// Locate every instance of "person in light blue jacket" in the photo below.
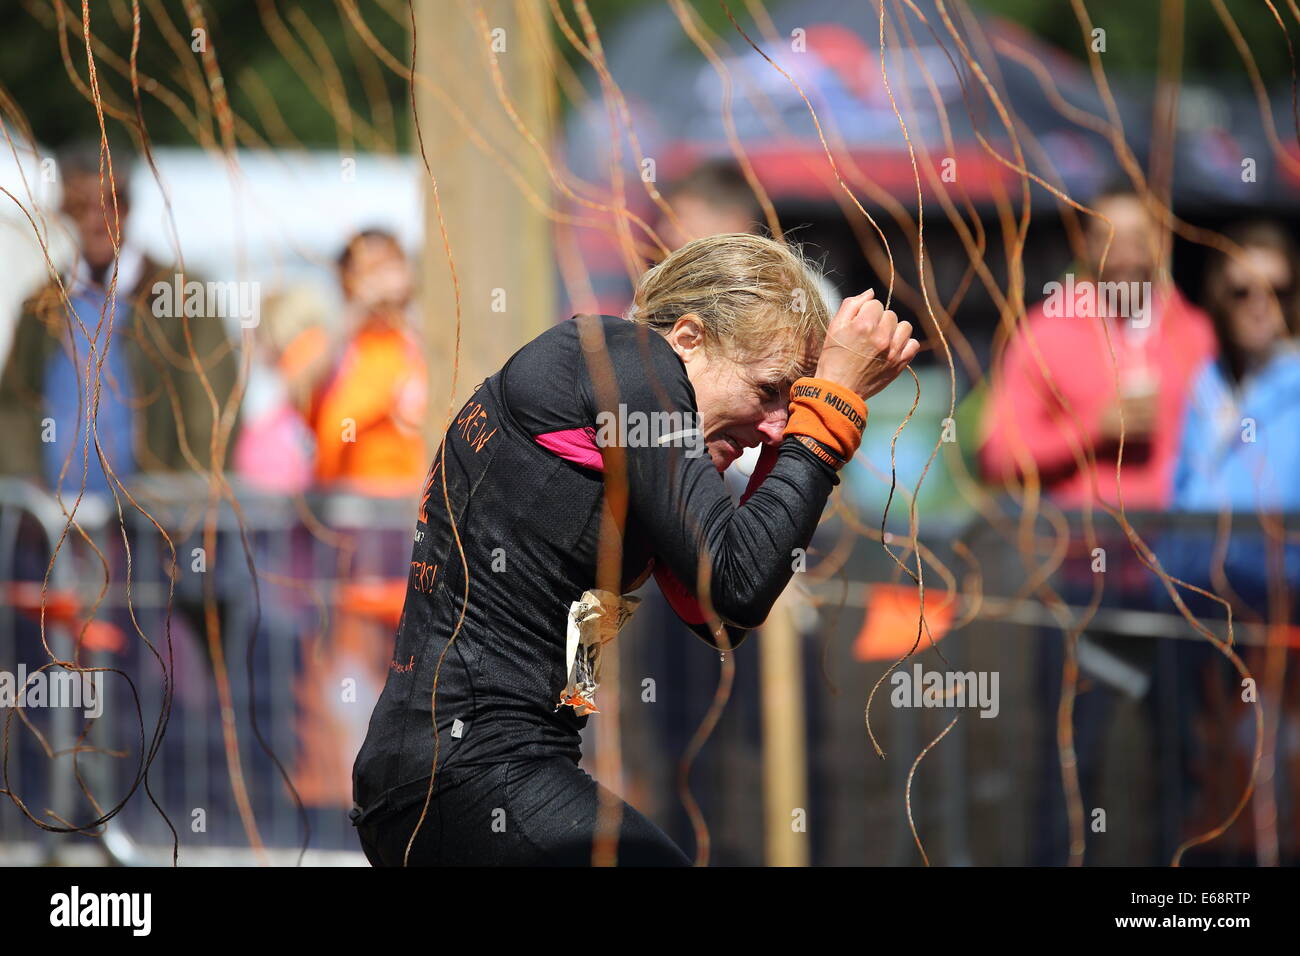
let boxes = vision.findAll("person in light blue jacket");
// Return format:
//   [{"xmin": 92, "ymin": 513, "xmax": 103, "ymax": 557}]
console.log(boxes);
[
  {"xmin": 1162, "ymin": 221, "xmax": 1300, "ymax": 616},
  {"xmin": 1173, "ymin": 343, "xmax": 1300, "ymax": 510},
  {"xmin": 1174, "ymin": 234, "xmax": 1300, "ymax": 513},
  {"xmin": 1149, "ymin": 222, "xmax": 1300, "ymax": 864}
]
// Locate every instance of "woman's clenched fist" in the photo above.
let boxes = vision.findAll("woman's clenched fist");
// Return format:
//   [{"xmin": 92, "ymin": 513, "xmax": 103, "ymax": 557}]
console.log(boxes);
[{"xmin": 814, "ymin": 289, "xmax": 920, "ymax": 400}]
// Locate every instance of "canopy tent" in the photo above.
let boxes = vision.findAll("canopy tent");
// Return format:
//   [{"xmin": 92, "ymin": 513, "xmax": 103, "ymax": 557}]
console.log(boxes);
[
  {"xmin": 561, "ymin": 1, "xmax": 1128, "ymax": 210},
  {"xmin": 556, "ymin": 0, "xmax": 1135, "ymax": 315},
  {"xmin": 556, "ymin": 0, "xmax": 1300, "ymax": 319}
]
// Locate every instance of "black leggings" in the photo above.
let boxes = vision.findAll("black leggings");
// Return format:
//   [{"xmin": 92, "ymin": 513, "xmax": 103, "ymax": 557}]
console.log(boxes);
[{"xmin": 356, "ymin": 756, "xmax": 691, "ymax": 866}]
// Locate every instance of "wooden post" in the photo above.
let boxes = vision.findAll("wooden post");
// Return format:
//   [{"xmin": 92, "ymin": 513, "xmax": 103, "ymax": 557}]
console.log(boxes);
[
  {"xmin": 760, "ymin": 590, "xmax": 810, "ymax": 866},
  {"xmin": 414, "ymin": 0, "xmax": 555, "ymax": 432}
]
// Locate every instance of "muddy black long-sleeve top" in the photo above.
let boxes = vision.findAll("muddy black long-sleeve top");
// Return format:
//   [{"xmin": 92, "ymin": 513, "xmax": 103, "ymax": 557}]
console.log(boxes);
[{"xmin": 351, "ymin": 314, "xmax": 838, "ymax": 824}]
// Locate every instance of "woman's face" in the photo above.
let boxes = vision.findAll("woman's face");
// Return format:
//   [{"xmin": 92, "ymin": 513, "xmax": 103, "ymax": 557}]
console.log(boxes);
[
  {"xmin": 341, "ymin": 236, "xmax": 413, "ymax": 315},
  {"xmin": 1223, "ymin": 246, "xmax": 1291, "ymax": 359},
  {"xmin": 664, "ymin": 314, "xmax": 813, "ymax": 472}
]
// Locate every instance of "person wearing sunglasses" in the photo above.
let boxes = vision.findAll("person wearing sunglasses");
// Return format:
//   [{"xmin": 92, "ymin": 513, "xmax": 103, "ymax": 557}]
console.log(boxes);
[
  {"xmin": 1150, "ymin": 223, "xmax": 1300, "ymax": 862},
  {"xmin": 1172, "ymin": 220, "xmax": 1300, "ymax": 516}
]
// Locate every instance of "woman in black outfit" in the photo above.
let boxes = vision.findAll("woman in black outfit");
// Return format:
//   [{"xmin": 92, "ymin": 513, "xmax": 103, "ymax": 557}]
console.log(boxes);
[{"xmin": 350, "ymin": 233, "xmax": 919, "ymax": 865}]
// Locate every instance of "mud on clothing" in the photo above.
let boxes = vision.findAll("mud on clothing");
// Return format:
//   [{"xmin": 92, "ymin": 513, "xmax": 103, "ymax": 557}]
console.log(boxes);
[{"xmin": 350, "ymin": 314, "xmax": 839, "ymax": 857}]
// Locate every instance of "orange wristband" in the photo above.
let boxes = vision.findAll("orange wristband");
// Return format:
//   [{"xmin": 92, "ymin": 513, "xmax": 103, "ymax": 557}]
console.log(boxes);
[{"xmin": 785, "ymin": 377, "xmax": 867, "ymax": 467}]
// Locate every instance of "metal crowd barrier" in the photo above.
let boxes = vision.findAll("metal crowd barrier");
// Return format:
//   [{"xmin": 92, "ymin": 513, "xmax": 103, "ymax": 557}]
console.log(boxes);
[
  {"xmin": 609, "ymin": 507, "xmax": 1300, "ymax": 866},
  {"xmin": 0, "ymin": 475, "xmax": 417, "ymax": 863},
  {"xmin": 2, "ymin": 475, "xmax": 1296, "ymax": 865}
]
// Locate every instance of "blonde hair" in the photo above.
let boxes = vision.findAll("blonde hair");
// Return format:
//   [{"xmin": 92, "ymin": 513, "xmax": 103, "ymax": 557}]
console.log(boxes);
[{"xmin": 625, "ymin": 233, "xmax": 832, "ymax": 381}]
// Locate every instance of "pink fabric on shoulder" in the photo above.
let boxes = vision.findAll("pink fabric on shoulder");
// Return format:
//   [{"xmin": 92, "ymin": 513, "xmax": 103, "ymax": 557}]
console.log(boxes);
[{"xmin": 535, "ymin": 426, "xmax": 604, "ymax": 471}]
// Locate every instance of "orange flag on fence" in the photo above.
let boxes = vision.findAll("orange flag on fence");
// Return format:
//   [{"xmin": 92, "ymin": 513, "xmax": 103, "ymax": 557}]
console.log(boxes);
[{"xmin": 853, "ymin": 582, "xmax": 956, "ymax": 661}]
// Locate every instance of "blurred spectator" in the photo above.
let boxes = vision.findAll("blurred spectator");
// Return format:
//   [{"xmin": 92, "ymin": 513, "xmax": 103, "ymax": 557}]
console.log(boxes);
[
  {"xmin": 1173, "ymin": 221, "xmax": 1300, "ymax": 513},
  {"xmin": 1155, "ymin": 220, "xmax": 1300, "ymax": 616},
  {"xmin": 979, "ymin": 183, "xmax": 1216, "ymax": 509},
  {"xmin": 294, "ymin": 230, "xmax": 424, "ymax": 805},
  {"xmin": 653, "ymin": 159, "xmax": 842, "ymax": 498},
  {"xmin": 310, "ymin": 228, "xmax": 427, "ymax": 496},
  {"xmin": 654, "ymin": 158, "xmax": 763, "ymax": 249},
  {"xmin": 1154, "ymin": 222, "xmax": 1300, "ymax": 863},
  {"xmin": 233, "ymin": 285, "xmax": 332, "ymax": 493},
  {"xmin": 0, "ymin": 143, "xmax": 241, "ymax": 492},
  {"xmin": 628, "ymin": 162, "xmax": 846, "ymax": 838},
  {"xmin": 980, "ymin": 183, "xmax": 1217, "ymax": 865},
  {"xmin": 653, "ymin": 158, "xmax": 842, "ymax": 313}
]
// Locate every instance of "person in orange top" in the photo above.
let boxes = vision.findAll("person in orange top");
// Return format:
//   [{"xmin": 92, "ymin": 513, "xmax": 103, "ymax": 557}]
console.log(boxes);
[
  {"xmin": 313, "ymin": 229, "xmax": 428, "ymax": 495},
  {"xmin": 298, "ymin": 230, "xmax": 426, "ymax": 804}
]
